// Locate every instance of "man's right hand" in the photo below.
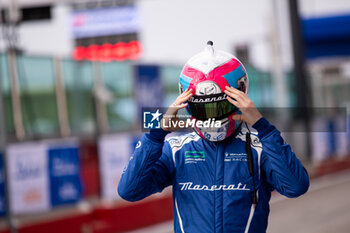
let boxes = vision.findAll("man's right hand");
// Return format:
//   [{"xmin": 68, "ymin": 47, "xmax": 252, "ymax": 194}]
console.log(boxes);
[{"xmin": 161, "ymin": 88, "xmax": 193, "ymax": 132}]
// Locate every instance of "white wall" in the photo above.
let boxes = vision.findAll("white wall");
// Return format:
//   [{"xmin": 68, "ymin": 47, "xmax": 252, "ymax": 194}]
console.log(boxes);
[
  {"xmin": 137, "ymin": 0, "xmax": 272, "ymax": 69},
  {"xmin": 17, "ymin": 4, "xmax": 73, "ymax": 57},
  {"xmin": 300, "ymin": 0, "xmax": 350, "ymax": 18},
  {"xmin": 1, "ymin": 0, "xmax": 350, "ymax": 70}
]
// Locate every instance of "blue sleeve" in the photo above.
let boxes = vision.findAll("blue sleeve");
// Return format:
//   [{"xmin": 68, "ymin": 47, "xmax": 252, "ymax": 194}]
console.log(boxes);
[
  {"xmin": 253, "ymin": 117, "xmax": 310, "ymax": 198},
  {"xmin": 117, "ymin": 129, "xmax": 174, "ymax": 202}
]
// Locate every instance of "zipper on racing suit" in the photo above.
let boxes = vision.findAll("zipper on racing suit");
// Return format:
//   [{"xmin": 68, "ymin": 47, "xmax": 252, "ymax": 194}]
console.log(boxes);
[{"xmin": 246, "ymin": 133, "xmax": 258, "ymax": 205}]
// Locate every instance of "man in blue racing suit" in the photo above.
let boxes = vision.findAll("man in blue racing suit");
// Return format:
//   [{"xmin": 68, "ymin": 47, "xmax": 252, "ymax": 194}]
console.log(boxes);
[{"xmin": 118, "ymin": 42, "xmax": 309, "ymax": 233}]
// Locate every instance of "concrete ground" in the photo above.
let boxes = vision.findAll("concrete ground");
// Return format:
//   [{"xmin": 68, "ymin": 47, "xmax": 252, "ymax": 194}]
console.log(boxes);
[
  {"xmin": 268, "ymin": 169, "xmax": 350, "ymax": 233},
  {"xmin": 127, "ymin": 169, "xmax": 350, "ymax": 233}
]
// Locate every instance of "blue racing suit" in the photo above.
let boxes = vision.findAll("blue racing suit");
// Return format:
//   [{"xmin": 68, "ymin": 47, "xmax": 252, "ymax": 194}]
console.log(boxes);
[{"xmin": 118, "ymin": 117, "xmax": 309, "ymax": 233}]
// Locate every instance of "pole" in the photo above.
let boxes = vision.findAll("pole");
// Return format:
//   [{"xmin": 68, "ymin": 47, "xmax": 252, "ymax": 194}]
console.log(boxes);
[
  {"xmin": 271, "ymin": 0, "xmax": 289, "ymax": 108},
  {"xmin": 8, "ymin": 50, "xmax": 25, "ymax": 140},
  {"xmin": 54, "ymin": 57, "xmax": 70, "ymax": 137},
  {"xmin": 270, "ymin": 0, "xmax": 290, "ymax": 132},
  {"xmin": 288, "ymin": 0, "xmax": 312, "ymax": 162},
  {"xmin": 93, "ymin": 62, "xmax": 109, "ymax": 135},
  {"xmin": 0, "ymin": 58, "xmax": 17, "ymax": 233},
  {"xmin": 0, "ymin": 0, "xmax": 20, "ymax": 230}
]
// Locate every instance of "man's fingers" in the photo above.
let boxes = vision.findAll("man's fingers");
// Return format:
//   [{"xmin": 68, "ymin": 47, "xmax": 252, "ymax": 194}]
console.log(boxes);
[
  {"xmin": 168, "ymin": 103, "xmax": 188, "ymax": 116},
  {"xmin": 176, "ymin": 92, "xmax": 192, "ymax": 104},
  {"xmin": 179, "ymin": 89, "xmax": 192, "ymax": 97},
  {"xmin": 224, "ymin": 87, "xmax": 242, "ymax": 97},
  {"xmin": 182, "ymin": 92, "xmax": 193, "ymax": 101},
  {"xmin": 225, "ymin": 86, "xmax": 246, "ymax": 98},
  {"xmin": 182, "ymin": 88, "xmax": 192, "ymax": 96},
  {"xmin": 184, "ymin": 88, "xmax": 192, "ymax": 93},
  {"xmin": 178, "ymin": 89, "xmax": 191, "ymax": 99},
  {"xmin": 224, "ymin": 89, "xmax": 242, "ymax": 101},
  {"xmin": 174, "ymin": 103, "xmax": 188, "ymax": 109},
  {"xmin": 224, "ymin": 91, "xmax": 240, "ymax": 101},
  {"xmin": 226, "ymin": 96, "xmax": 240, "ymax": 107},
  {"xmin": 225, "ymin": 85, "xmax": 243, "ymax": 94},
  {"xmin": 163, "ymin": 89, "xmax": 193, "ymax": 132},
  {"xmin": 225, "ymin": 87, "xmax": 251, "ymax": 106}
]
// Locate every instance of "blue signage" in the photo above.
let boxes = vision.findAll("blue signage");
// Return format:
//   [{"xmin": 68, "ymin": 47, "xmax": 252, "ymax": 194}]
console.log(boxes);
[
  {"xmin": 135, "ymin": 65, "xmax": 163, "ymax": 108},
  {"xmin": 303, "ymin": 14, "xmax": 350, "ymax": 59},
  {"xmin": 72, "ymin": 6, "xmax": 139, "ymax": 38},
  {"xmin": 48, "ymin": 147, "xmax": 82, "ymax": 206}
]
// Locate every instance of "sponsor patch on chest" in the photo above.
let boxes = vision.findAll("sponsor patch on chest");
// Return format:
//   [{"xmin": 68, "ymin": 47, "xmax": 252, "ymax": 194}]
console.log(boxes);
[
  {"xmin": 185, "ymin": 151, "xmax": 205, "ymax": 164},
  {"xmin": 224, "ymin": 152, "xmax": 248, "ymax": 162}
]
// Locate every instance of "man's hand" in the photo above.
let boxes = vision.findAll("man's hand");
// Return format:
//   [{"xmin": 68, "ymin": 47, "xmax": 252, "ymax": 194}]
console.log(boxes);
[
  {"xmin": 224, "ymin": 86, "xmax": 262, "ymax": 125},
  {"xmin": 161, "ymin": 88, "xmax": 193, "ymax": 131}
]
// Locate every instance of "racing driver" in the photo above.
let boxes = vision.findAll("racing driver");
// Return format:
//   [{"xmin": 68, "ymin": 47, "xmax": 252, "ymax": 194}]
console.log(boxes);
[{"xmin": 118, "ymin": 41, "xmax": 309, "ymax": 233}]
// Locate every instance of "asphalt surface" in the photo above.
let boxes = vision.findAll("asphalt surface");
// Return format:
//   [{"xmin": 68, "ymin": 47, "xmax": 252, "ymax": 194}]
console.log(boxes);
[
  {"xmin": 268, "ymin": 170, "xmax": 350, "ymax": 233},
  {"xmin": 127, "ymin": 170, "xmax": 350, "ymax": 233}
]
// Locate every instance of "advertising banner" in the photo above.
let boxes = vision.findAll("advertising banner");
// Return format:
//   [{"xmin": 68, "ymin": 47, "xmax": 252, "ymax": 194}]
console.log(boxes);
[
  {"xmin": 72, "ymin": 6, "xmax": 139, "ymax": 38},
  {"xmin": 48, "ymin": 147, "xmax": 82, "ymax": 206},
  {"xmin": 98, "ymin": 134, "xmax": 132, "ymax": 200},
  {"xmin": 6, "ymin": 143, "xmax": 50, "ymax": 214}
]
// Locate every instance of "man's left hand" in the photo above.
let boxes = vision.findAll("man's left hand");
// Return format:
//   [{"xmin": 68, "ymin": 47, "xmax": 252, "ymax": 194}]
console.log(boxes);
[{"xmin": 224, "ymin": 86, "xmax": 262, "ymax": 125}]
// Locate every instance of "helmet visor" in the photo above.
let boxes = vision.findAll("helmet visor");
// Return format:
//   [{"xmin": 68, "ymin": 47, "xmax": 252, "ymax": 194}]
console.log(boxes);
[{"xmin": 187, "ymin": 93, "xmax": 237, "ymax": 120}]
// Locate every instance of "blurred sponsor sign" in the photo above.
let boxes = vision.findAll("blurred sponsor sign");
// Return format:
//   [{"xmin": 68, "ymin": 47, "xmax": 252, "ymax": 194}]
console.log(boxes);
[
  {"xmin": 312, "ymin": 117, "xmax": 350, "ymax": 163},
  {"xmin": 72, "ymin": 6, "xmax": 139, "ymax": 39},
  {"xmin": 6, "ymin": 143, "xmax": 50, "ymax": 214},
  {"xmin": 48, "ymin": 147, "xmax": 82, "ymax": 206},
  {"xmin": 4, "ymin": 140, "xmax": 83, "ymax": 214},
  {"xmin": 135, "ymin": 65, "xmax": 163, "ymax": 108},
  {"xmin": 98, "ymin": 134, "xmax": 132, "ymax": 200}
]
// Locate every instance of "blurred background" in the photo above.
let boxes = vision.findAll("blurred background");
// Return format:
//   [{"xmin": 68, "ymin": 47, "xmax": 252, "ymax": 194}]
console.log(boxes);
[{"xmin": 0, "ymin": 0, "xmax": 349, "ymax": 232}]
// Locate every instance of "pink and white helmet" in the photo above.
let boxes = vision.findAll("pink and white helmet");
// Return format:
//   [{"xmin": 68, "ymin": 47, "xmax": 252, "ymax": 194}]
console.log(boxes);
[{"xmin": 179, "ymin": 41, "xmax": 249, "ymax": 142}]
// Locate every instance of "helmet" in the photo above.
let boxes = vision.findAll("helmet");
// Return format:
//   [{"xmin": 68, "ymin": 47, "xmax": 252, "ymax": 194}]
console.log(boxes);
[{"xmin": 179, "ymin": 41, "xmax": 248, "ymax": 142}]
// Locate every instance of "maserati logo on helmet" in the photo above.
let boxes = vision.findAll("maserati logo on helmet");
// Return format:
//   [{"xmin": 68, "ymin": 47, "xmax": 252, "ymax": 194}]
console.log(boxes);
[
  {"xmin": 196, "ymin": 81, "xmax": 221, "ymax": 95},
  {"xmin": 189, "ymin": 94, "xmax": 227, "ymax": 103}
]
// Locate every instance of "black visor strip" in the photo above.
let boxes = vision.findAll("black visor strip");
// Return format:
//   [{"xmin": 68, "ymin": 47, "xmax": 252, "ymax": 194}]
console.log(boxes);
[{"xmin": 188, "ymin": 99, "xmax": 237, "ymax": 121}]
